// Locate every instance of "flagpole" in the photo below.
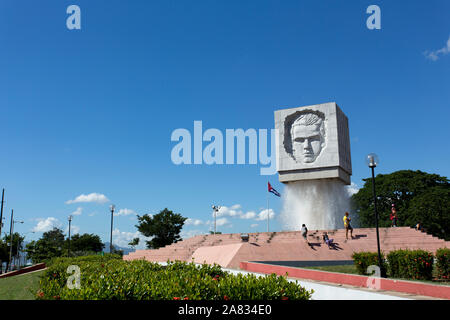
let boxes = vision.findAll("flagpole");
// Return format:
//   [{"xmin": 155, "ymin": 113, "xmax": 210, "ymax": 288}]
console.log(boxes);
[{"xmin": 267, "ymin": 186, "xmax": 269, "ymax": 233}]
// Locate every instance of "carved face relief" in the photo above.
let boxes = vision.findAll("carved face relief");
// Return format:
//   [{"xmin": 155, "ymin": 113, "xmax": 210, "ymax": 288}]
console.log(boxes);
[
  {"xmin": 292, "ymin": 123, "xmax": 323, "ymax": 163},
  {"xmin": 285, "ymin": 110, "xmax": 326, "ymax": 164}
]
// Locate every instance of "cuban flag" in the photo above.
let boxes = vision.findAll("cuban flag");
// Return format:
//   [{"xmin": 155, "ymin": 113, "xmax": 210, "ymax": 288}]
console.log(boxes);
[{"xmin": 268, "ymin": 182, "xmax": 281, "ymax": 197}]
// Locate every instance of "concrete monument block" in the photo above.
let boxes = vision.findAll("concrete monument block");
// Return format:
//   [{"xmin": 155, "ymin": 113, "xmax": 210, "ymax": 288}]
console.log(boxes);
[{"xmin": 274, "ymin": 102, "xmax": 352, "ymax": 185}]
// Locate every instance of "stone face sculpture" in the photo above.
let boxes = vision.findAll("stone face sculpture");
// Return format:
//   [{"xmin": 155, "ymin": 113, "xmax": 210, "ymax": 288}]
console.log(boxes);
[
  {"xmin": 287, "ymin": 110, "xmax": 326, "ymax": 164},
  {"xmin": 275, "ymin": 102, "xmax": 352, "ymax": 185}
]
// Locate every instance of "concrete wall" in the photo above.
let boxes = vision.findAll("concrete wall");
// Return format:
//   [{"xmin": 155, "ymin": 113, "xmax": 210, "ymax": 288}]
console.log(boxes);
[{"xmin": 223, "ymin": 268, "xmax": 410, "ymax": 300}]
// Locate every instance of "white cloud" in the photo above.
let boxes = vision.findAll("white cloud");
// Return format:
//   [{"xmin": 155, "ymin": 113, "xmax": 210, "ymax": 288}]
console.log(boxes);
[
  {"xmin": 66, "ymin": 193, "xmax": 109, "ymax": 204},
  {"xmin": 71, "ymin": 207, "xmax": 83, "ymax": 216},
  {"xmin": 116, "ymin": 208, "xmax": 135, "ymax": 216},
  {"xmin": 210, "ymin": 204, "xmax": 278, "ymax": 223},
  {"xmin": 255, "ymin": 209, "xmax": 275, "ymax": 221},
  {"xmin": 185, "ymin": 218, "xmax": 204, "ymax": 226},
  {"xmin": 215, "ymin": 218, "xmax": 230, "ymax": 227},
  {"xmin": 250, "ymin": 224, "xmax": 258, "ymax": 228},
  {"xmin": 347, "ymin": 182, "xmax": 360, "ymax": 196},
  {"xmin": 202, "ymin": 218, "xmax": 233, "ymax": 233},
  {"xmin": 204, "ymin": 217, "xmax": 230, "ymax": 227},
  {"xmin": 424, "ymin": 35, "xmax": 450, "ymax": 61},
  {"xmin": 240, "ymin": 211, "xmax": 257, "ymax": 220},
  {"xmin": 66, "ymin": 225, "xmax": 80, "ymax": 234},
  {"xmin": 112, "ymin": 228, "xmax": 151, "ymax": 249},
  {"xmin": 32, "ymin": 217, "xmax": 62, "ymax": 233},
  {"xmin": 216, "ymin": 205, "xmax": 242, "ymax": 218},
  {"xmin": 180, "ymin": 229, "xmax": 205, "ymax": 239}
]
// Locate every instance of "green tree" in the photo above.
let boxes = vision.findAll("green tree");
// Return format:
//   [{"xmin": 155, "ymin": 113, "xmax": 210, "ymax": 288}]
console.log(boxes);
[
  {"xmin": 352, "ymin": 170, "xmax": 450, "ymax": 239},
  {"xmin": 1, "ymin": 232, "xmax": 25, "ymax": 271},
  {"xmin": 68, "ymin": 233, "xmax": 104, "ymax": 254},
  {"xmin": 25, "ymin": 228, "xmax": 65, "ymax": 263},
  {"xmin": 0, "ymin": 240, "xmax": 9, "ymax": 273},
  {"xmin": 109, "ymin": 245, "xmax": 124, "ymax": 257},
  {"xmin": 128, "ymin": 237, "xmax": 140, "ymax": 250},
  {"xmin": 406, "ymin": 187, "xmax": 450, "ymax": 240},
  {"xmin": 136, "ymin": 208, "xmax": 187, "ymax": 249}
]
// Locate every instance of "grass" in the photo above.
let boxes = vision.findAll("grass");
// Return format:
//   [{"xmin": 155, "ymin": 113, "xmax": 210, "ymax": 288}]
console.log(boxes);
[
  {"xmin": 303, "ymin": 264, "xmax": 359, "ymax": 275},
  {"xmin": 303, "ymin": 265, "xmax": 450, "ymax": 286},
  {"xmin": 0, "ymin": 270, "xmax": 44, "ymax": 300}
]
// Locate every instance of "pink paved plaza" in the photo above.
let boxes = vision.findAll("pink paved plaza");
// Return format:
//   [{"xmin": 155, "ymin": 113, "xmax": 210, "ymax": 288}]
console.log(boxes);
[{"xmin": 124, "ymin": 227, "xmax": 450, "ymax": 269}]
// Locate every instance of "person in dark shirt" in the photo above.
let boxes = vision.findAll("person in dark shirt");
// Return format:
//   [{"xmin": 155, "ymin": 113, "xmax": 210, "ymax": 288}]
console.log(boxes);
[
  {"xmin": 390, "ymin": 205, "xmax": 398, "ymax": 227},
  {"xmin": 301, "ymin": 224, "xmax": 308, "ymax": 244},
  {"xmin": 322, "ymin": 232, "xmax": 334, "ymax": 249}
]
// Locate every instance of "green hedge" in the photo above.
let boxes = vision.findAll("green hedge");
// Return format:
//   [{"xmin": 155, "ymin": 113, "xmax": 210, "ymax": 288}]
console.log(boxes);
[
  {"xmin": 387, "ymin": 249, "xmax": 434, "ymax": 280},
  {"xmin": 354, "ymin": 249, "xmax": 436, "ymax": 281},
  {"xmin": 386, "ymin": 250, "xmax": 404, "ymax": 278},
  {"xmin": 352, "ymin": 252, "xmax": 386, "ymax": 276},
  {"xmin": 435, "ymin": 248, "xmax": 450, "ymax": 280},
  {"xmin": 45, "ymin": 253, "xmax": 122, "ymax": 268},
  {"xmin": 37, "ymin": 256, "xmax": 313, "ymax": 300}
]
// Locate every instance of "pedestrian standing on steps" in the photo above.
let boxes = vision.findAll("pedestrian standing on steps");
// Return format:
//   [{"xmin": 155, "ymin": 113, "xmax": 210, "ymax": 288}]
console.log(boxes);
[
  {"xmin": 390, "ymin": 204, "xmax": 398, "ymax": 227},
  {"xmin": 343, "ymin": 212, "xmax": 353, "ymax": 241},
  {"xmin": 301, "ymin": 224, "xmax": 309, "ymax": 245}
]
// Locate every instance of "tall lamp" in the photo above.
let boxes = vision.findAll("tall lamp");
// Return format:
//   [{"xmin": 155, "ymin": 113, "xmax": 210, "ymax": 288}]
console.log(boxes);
[
  {"xmin": 366, "ymin": 153, "xmax": 385, "ymax": 277},
  {"xmin": 68, "ymin": 215, "xmax": 73, "ymax": 257},
  {"xmin": 109, "ymin": 205, "xmax": 115, "ymax": 254},
  {"xmin": 212, "ymin": 205, "xmax": 220, "ymax": 235}
]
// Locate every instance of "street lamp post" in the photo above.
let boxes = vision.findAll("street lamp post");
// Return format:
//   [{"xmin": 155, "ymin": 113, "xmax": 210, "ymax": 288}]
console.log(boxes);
[
  {"xmin": 366, "ymin": 153, "xmax": 385, "ymax": 277},
  {"xmin": 15, "ymin": 234, "xmax": 21, "ymax": 269},
  {"xmin": 0, "ymin": 189, "xmax": 4, "ymax": 238},
  {"xmin": 68, "ymin": 215, "xmax": 73, "ymax": 257},
  {"xmin": 212, "ymin": 205, "xmax": 220, "ymax": 235},
  {"xmin": 8, "ymin": 209, "xmax": 13, "ymax": 272},
  {"xmin": 8, "ymin": 209, "xmax": 24, "ymax": 272},
  {"xmin": 109, "ymin": 205, "xmax": 115, "ymax": 254}
]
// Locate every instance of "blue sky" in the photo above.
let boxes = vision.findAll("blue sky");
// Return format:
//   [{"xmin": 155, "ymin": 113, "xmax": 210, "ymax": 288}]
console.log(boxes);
[{"xmin": 0, "ymin": 1, "xmax": 449, "ymax": 249}]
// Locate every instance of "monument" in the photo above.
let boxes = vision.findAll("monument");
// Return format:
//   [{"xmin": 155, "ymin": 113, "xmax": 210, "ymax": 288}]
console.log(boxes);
[
  {"xmin": 275, "ymin": 102, "xmax": 353, "ymax": 230},
  {"xmin": 275, "ymin": 102, "xmax": 352, "ymax": 185}
]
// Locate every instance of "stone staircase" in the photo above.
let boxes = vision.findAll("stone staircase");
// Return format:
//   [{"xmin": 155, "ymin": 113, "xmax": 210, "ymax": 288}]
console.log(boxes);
[{"xmin": 123, "ymin": 227, "xmax": 450, "ymax": 265}]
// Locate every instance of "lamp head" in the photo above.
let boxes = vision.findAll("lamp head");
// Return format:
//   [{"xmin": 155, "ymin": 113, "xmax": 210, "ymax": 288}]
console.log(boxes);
[{"xmin": 366, "ymin": 153, "xmax": 379, "ymax": 168}]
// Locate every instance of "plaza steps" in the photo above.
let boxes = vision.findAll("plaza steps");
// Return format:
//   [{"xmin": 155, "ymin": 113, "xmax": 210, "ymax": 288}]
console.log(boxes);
[{"xmin": 122, "ymin": 227, "xmax": 450, "ymax": 268}]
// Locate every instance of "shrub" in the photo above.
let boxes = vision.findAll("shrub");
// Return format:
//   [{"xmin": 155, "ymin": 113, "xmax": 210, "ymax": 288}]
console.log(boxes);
[
  {"xmin": 435, "ymin": 248, "xmax": 450, "ymax": 280},
  {"xmin": 386, "ymin": 250, "xmax": 407, "ymax": 278},
  {"xmin": 352, "ymin": 252, "xmax": 386, "ymax": 276},
  {"xmin": 386, "ymin": 249, "xmax": 434, "ymax": 281},
  {"xmin": 45, "ymin": 253, "xmax": 121, "ymax": 268},
  {"xmin": 37, "ymin": 256, "xmax": 313, "ymax": 300}
]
